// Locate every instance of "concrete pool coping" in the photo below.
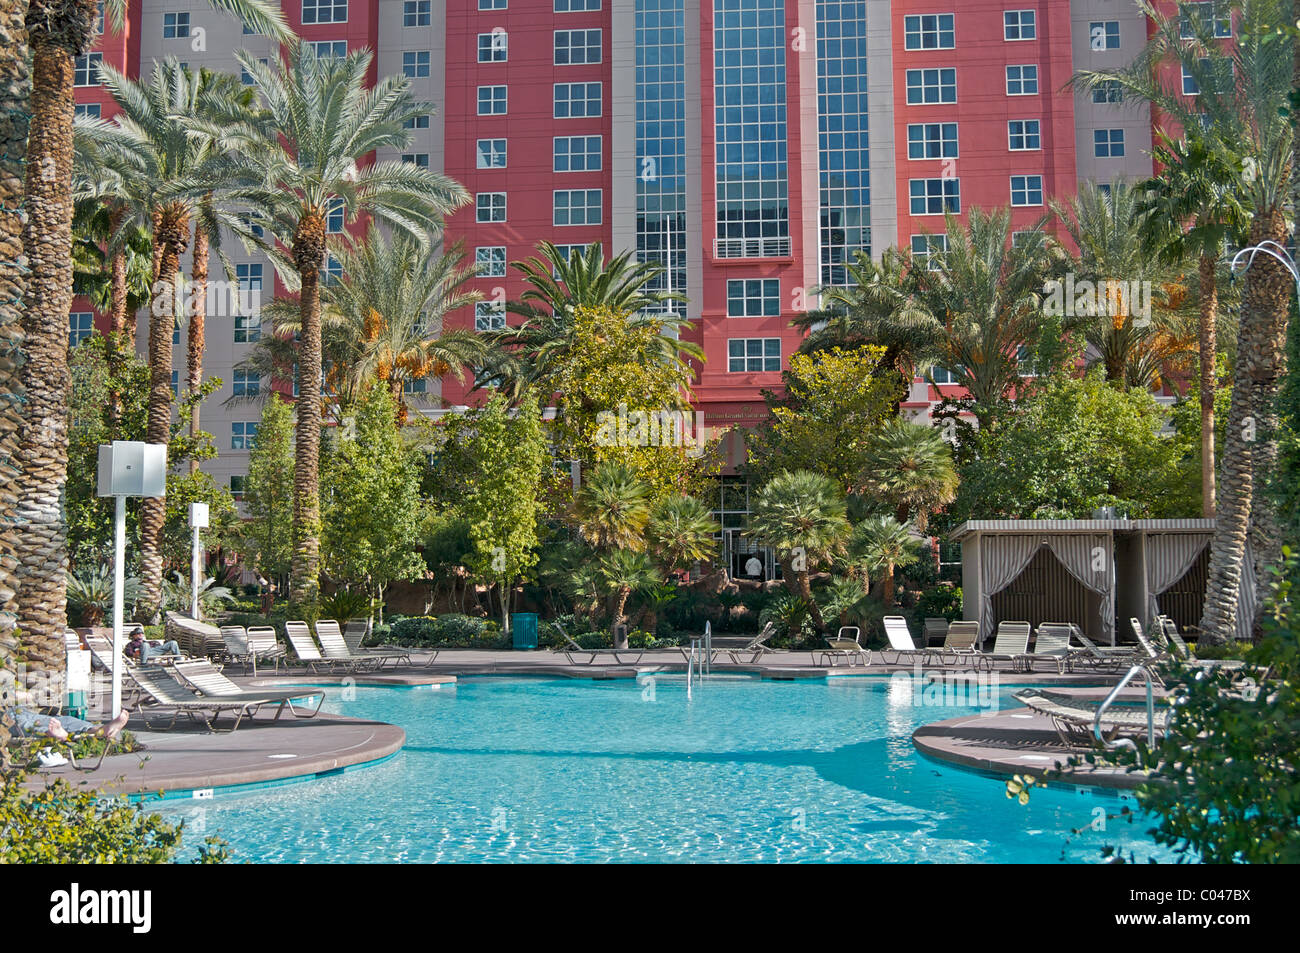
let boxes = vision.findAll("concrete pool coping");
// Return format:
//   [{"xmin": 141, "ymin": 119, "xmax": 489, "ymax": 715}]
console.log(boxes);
[{"xmin": 36, "ymin": 651, "xmax": 1143, "ymax": 797}]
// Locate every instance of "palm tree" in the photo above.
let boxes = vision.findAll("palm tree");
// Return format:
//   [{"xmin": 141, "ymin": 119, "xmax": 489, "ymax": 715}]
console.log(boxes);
[
  {"xmin": 849, "ymin": 515, "xmax": 921, "ymax": 607},
  {"xmin": 13, "ymin": 0, "xmax": 290, "ymax": 692},
  {"xmin": 0, "ymin": 1, "xmax": 29, "ymax": 745},
  {"xmin": 572, "ymin": 460, "xmax": 652, "ymax": 552},
  {"xmin": 857, "ymin": 419, "xmax": 958, "ymax": 531},
  {"xmin": 646, "ymin": 494, "xmax": 718, "ymax": 579},
  {"xmin": 596, "ymin": 548, "xmax": 658, "ymax": 645},
  {"xmin": 1075, "ymin": 0, "xmax": 1294, "ymax": 643},
  {"xmin": 225, "ymin": 45, "xmax": 469, "ymax": 609},
  {"xmin": 77, "ymin": 59, "xmax": 256, "ymax": 619},
  {"xmin": 1137, "ymin": 129, "xmax": 1250, "ymax": 517},
  {"xmin": 1051, "ymin": 180, "xmax": 1190, "ymax": 388},
  {"xmin": 911, "ymin": 207, "xmax": 1065, "ymax": 431},
  {"xmin": 479, "ymin": 241, "xmax": 700, "ymax": 400},
  {"xmin": 253, "ymin": 226, "xmax": 486, "ymax": 422},
  {"xmin": 747, "ymin": 469, "xmax": 850, "ymax": 632}
]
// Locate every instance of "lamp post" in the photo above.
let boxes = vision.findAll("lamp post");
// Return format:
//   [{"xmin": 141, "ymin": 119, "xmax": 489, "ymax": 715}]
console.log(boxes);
[
  {"xmin": 96, "ymin": 441, "xmax": 167, "ymax": 717},
  {"xmin": 1229, "ymin": 240, "xmax": 1300, "ymax": 292},
  {"xmin": 189, "ymin": 502, "xmax": 209, "ymax": 620}
]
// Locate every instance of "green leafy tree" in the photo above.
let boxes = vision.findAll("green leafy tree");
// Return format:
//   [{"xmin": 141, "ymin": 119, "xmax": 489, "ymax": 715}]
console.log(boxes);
[
  {"xmin": 447, "ymin": 392, "xmax": 550, "ymax": 636},
  {"xmin": 645, "ymin": 495, "xmax": 718, "ymax": 580},
  {"xmin": 321, "ymin": 385, "xmax": 426, "ymax": 623},
  {"xmin": 243, "ymin": 395, "xmax": 295, "ymax": 590},
  {"xmin": 856, "ymin": 418, "xmax": 959, "ymax": 531},
  {"xmin": 848, "ymin": 515, "xmax": 921, "ymax": 607},
  {"xmin": 746, "ymin": 345, "xmax": 897, "ymax": 491},
  {"xmin": 747, "ymin": 470, "xmax": 851, "ymax": 633}
]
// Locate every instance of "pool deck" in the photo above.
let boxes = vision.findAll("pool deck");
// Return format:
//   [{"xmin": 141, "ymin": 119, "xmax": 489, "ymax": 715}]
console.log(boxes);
[{"xmin": 28, "ymin": 649, "xmax": 1148, "ymax": 797}]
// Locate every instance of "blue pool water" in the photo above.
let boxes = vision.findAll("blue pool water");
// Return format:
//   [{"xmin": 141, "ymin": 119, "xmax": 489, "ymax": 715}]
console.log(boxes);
[{"xmin": 152, "ymin": 675, "xmax": 1170, "ymax": 863}]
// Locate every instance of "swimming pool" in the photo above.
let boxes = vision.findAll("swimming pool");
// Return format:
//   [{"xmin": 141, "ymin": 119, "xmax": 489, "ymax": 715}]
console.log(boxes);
[{"xmin": 152, "ymin": 675, "xmax": 1171, "ymax": 863}]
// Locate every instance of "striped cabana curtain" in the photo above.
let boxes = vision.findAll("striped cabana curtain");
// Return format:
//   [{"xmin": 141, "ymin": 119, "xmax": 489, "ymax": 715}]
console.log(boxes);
[
  {"xmin": 1144, "ymin": 533, "xmax": 1210, "ymax": 630},
  {"xmin": 978, "ymin": 535, "xmax": 1041, "ymax": 644},
  {"xmin": 1043, "ymin": 534, "xmax": 1116, "ymax": 643}
]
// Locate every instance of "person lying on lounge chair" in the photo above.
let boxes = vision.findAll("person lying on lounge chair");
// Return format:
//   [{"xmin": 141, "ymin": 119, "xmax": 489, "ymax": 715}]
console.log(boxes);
[
  {"xmin": 125, "ymin": 629, "xmax": 182, "ymax": 663},
  {"xmin": 3, "ymin": 705, "xmax": 130, "ymax": 742}
]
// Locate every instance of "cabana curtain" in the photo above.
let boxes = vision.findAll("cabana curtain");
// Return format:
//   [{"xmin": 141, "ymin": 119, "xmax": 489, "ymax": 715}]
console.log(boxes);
[
  {"xmin": 978, "ymin": 535, "xmax": 1044, "ymax": 642},
  {"xmin": 979, "ymin": 533, "xmax": 1115, "ymax": 642},
  {"xmin": 1144, "ymin": 533, "xmax": 1210, "ymax": 627}
]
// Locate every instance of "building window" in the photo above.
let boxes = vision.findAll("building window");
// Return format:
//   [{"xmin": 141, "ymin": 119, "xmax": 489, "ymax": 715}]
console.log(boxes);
[
  {"xmin": 903, "ymin": 14, "xmax": 954, "ymax": 51},
  {"xmin": 302, "ymin": 0, "xmax": 348, "ymax": 25},
  {"xmin": 474, "ymin": 302, "xmax": 505, "ymax": 331},
  {"xmin": 170, "ymin": 370, "xmax": 179, "ymax": 397},
  {"xmin": 478, "ymin": 32, "xmax": 508, "ymax": 63},
  {"xmin": 402, "ymin": 153, "xmax": 430, "ymax": 168},
  {"xmin": 550, "ymin": 244, "xmax": 586, "ymax": 276},
  {"xmin": 930, "ymin": 365, "xmax": 964, "ymax": 384},
  {"xmin": 404, "ymin": 0, "xmax": 432, "ymax": 26},
  {"xmin": 233, "ymin": 371, "xmax": 260, "ymax": 397},
  {"xmin": 553, "ymin": 189, "xmax": 602, "ymax": 226},
  {"xmin": 476, "ymin": 246, "xmax": 506, "ymax": 277},
  {"xmin": 1010, "ymin": 174, "xmax": 1044, "ymax": 206},
  {"xmin": 74, "ymin": 53, "xmax": 103, "ymax": 87},
  {"xmin": 553, "ymin": 135, "xmax": 602, "ymax": 172},
  {"xmin": 404, "ymin": 377, "xmax": 428, "ymax": 394},
  {"xmin": 69, "ymin": 312, "xmax": 94, "ymax": 348},
  {"xmin": 726, "ymin": 279, "xmax": 780, "ymax": 317},
  {"xmin": 1180, "ymin": 2, "xmax": 1232, "ymax": 38},
  {"xmin": 1088, "ymin": 20, "xmax": 1120, "ymax": 51},
  {"xmin": 232, "ymin": 422, "xmax": 258, "ymax": 451},
  {"xmin": 323, "ymin": 255, "xmax": 343, "ymax": 287},
  {"xmin": 477, "ymin": 86, "xmax": 507, "ymax": 116},
  {"xmin": 234, "ymin": 314, "xmax": 261, "ymax": 343},
  {"xmin": 1003, "ymin": 10, "xmax": 1036, "ymax": 40},
  {"xmin": 75, "ymin": 103, "xmax": 101, "ymax": 119},
  {"xmin": 1182, "ymin": 67, "xmax": 1200, "ymax": 96},
  {"xmin": 162, "ymin": 12, "xmax": 190, "ymax": 38},
  {"xmin": 402, "ymin": 51, "xmax": 430, "ymax": 78},
  {"xmin": 1016, "ymin": 343, "xmax": 1037, "ymax": 377},
  {"xmin": 325, "ymin": 198, "xmax": 345, "ymax": 234},
  {"xmin": 477, "ymin": 192, "xmax": 507, "ymax": 223},
  {"xmin": 93, "ymin": 1, "xmax": 104, "ymax": 34},
  {"xmin": 556, "ymin": 0, "xmax": 600, "ymax": 10},
  {"xmin": 1005, "ymin": 64, "xmax": 1039, "ymax": 95},
  {"xmin": 910, "ymin": 234, "xmax": 948, "ymax": 271},
  {"xmin": 230, "ymin": 475, "xmax": 247, "ymax": 501},
  {"xmin": 306, "ymin": 40, "xmax": 347, "ymax": 60},
  {"xmin": 728, "ymin": 338, "xmax": 781, "ymax": 373},
  {"xmin": 1008, "ymin": 119, "xmax": 1040, "ymax": 151},
  {"xmin": 909, "ymin": 178, "xmax": 960, "ymax": 215},
  {"xmin": 404, "ymin": 114, "xmax": 430, "ymax": 130},
  {"xmin": 554, "ymin": 82, "xmax": 602, "ymax": 118},
  {"xmin": 907, "ymin": 123, "xmax": 958, "ymax": 160},
  {"xmin": 1094, "ymin": 128, "xmax": 1125, "ymax": 157},
  {"xmin": 480, "ymin": 0, "xmax": 507, "ymax": 8},
  {"xmin": 554, "ymin": 29, "xmax": 602, "ymax": 65},
  {"xmin": 476, "ymin": 138, "xmax": 507, "ymax": 169},
  {"xmin": 1011, "ymin": 229, "xmax": 1039, "ymax": 249},
  {"xmin": 1092, "ymin": 80, "xmax": 1124, "ymax": 104},
  {"xmin": 905, "ymin": 68, "xmax": 957, "ymax": 105}
]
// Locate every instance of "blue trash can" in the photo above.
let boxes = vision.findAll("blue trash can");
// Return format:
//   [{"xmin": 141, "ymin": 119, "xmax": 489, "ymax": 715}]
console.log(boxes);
[{"xmin": 511, "ymin": 613, "xmax": 538, "ymax": 650}]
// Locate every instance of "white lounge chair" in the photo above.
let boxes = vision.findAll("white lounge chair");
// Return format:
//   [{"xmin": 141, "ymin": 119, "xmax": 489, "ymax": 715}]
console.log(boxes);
[
  {"xmin": 168, "ymin": 659, "xmax": 325, "ymax": 719},
  {"xmin": 1023, "ymin": 623, "xmax": 1074, "ymax": 674},
  {"xmin": 879, "ymin": 616, "xmax": 931, "ymax": 665},
  {"xmin": 245, "ymin": 625, "xmax": 287, "ymax": 676},
  {"xmin": 974, "ymin": 620, "xmax": 1032, "ymax": 672},
  {"xmin": 316, "ymin": 619, "xmax": 411, "ymax": 669},
  {"xmin": 816, "ymin": 626, "xmax": 871, "ymax": 667},
  {"xmin": 555, "ymin": 622, "xmax": 643, "ymax": 665},
  {"xmin": 932, "ymin": 620, "xmax": 981, "ymax": 667}
]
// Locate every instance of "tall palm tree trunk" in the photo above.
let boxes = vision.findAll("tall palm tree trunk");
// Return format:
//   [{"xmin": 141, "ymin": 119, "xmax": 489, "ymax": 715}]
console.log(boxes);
[
  {"xmin": 14, "ymin": 0, "xmax": 98, "ymax": 673},
  {"xmin": 611, "ymin": 585, "xmax": 630, "ymax": 647},
  {"xmin": 136, "ymin": 210, "xmax": 188, "ymax": 621},
  {"xmin": 1198, "ymin": 254, "xmax": 1218, "ymax": 517},
  {"xmin": 0, "ymin": 1, "xmax": 31, "ymax": 754},
  {"xmin": 187, "ymin": 216, "xmax": 209, "ymax": 472},
  {"xmin": 106, "ymin": 205, "xmax": 129, "ymax": 423},
  {"xmin": 289, "ymin": 214, "xmax": 326, "ymax": 609},
  {"xmin": 1200, "ymin": 206, "xmax": 1291, "ymax": 643}
]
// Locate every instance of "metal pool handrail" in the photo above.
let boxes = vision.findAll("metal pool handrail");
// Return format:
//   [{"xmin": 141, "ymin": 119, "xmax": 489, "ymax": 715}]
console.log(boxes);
[{"xmin": 1094, "ymin": 663, "xmax": 1157, "ymax": 750}]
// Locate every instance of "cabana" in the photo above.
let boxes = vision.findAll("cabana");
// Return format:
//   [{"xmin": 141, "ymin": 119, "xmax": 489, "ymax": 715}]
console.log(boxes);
[{"xmin": 950, "ymin": 520, "xmax": 1253, "ymax": 646}]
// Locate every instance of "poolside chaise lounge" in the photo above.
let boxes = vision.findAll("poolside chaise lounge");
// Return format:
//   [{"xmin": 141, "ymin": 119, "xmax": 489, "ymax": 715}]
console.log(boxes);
[
  {"xmin": 931, "ymin": 620, "xmax": 981, "ymax": 667},
  {"xmin": 126, "ymin": 664, "xmax": 299, "ymax": 733},
  {"xmin": 244, "ymin": 625, "xmax": 287, "ymax": 676},
  {"xmin": 284, "ymin": 620, "xmax": 359, "ymax": 674},
  {"xmin": 316, "ymin": 619, "xmax": 413, "ymax": 669},
  {"xmin": 1021, "ymin": 623, "xmax": 1075, "ymax": 674},
  {"xmin": 718, "ymin": 622, "xmax": 778, "ymax": 664},
  {"xmin": 880, "ymin": 616, "xmax": 931, "ymax": 665},
  {"xmin": 1013, "ymin": 687, "xmax": 1172, "ymax": 747},
  {"xmin": 973, "ymin": 621, "xmax": 1032, "ymax": 672},
  {"xmin": 219, "ymin": 625, "xmax": 253, "ymax": 667},
  {"xmin": 555, "ymin": 622, "xmax": 644, "ymax": 665},
  {"xmin": 342, "ymin": 619, "xmax": 369, "ymax": 655},
  {"xmin": 816, "ymin": 626, "xmax": 871, "ymax": 667},
  {"xmin": 1067, "ymin": 626, "xmax": 1142, "ymax": 673},
  {"xmin": 922, "ymin": 616, "xmax": 950, "ymax": 650},
  {"xmin": 168, "ymin": 659, "xmax": 325, "ymax": 719}
]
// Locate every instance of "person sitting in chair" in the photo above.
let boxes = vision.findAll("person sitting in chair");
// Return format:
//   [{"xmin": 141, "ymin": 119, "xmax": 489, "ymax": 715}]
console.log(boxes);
[{"xmin": 124, "ymin": 627, "xmax": 182, "ymax": 664}]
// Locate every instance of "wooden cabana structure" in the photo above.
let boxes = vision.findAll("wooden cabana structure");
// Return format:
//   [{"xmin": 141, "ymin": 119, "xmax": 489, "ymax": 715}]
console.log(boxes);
[{"xmin": 949, "ymin": 520, "xmax": 1253, "ymax": 645}]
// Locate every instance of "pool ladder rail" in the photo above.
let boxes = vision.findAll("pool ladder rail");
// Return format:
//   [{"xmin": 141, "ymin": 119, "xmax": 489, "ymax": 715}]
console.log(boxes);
[
  {"xmin": 685, "ymin": 622, "xmax": 713, "ymax": 695},
  {"xmin": 1093, "ymin": 663, "xmax": 1157, "ymax": 750}
]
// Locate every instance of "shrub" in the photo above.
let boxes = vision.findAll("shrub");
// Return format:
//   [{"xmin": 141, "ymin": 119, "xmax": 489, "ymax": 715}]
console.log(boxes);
[
  {"xmin": 320, "ymin": 588, "xmax": 371, "ymax": 623},
  {"xmin": 388, "ymin": 614, "xmax": 507, "ymax": 649},
  {"xmin": 912, "ymin": 585, "xmax": 962, "ymax": 633}
]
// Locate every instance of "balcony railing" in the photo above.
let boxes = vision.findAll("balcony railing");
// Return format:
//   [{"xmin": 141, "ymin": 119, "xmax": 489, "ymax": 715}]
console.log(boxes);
[{"xmin": 713, "ymin": 237, "xmax": 792, "ymax": 259}]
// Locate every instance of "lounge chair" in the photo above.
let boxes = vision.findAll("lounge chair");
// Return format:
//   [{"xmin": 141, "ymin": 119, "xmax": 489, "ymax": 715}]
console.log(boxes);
[
  {"xmin": 555, "ymin": 622, "xmax": 644, "ymax": 665},
  {"xmin": 168, "ymin": 659, "xmax": 324, "ymax": 719},
  {"xmin": 973, "ymin": 620, "xmax": 1032, "ymax": 672},
  {"xmin": 1066, "ymin": 626, "xmax": 1138, "ymax": 673},
  {"xmin": 342, "ymin": 619, "xmax": 369, "ymax": 655},
  {"xmin": 1022, "ymin": 623, "xmax": 1074, "ymax": 674},
  {"xmin": 931, "ymin": 620, "xmax": 981, "ymax": 667},
  {"xmin": 164, "ymin": 611, "xmax": 224, "ymax": 658},
  {"xmin": 284, "ymin": 620, "xmax": 344, "ymax": 673},
  {"xmin": 816, "ymin": 626, "xmax": 872, "ymax": 667},
  {"xmin": 1153, "ymin": 616, "xmax": 1247, "ymax": 673},
  {"xmin": 717, "ymin": 623, "xmax": 778, "ymax": 664},
  {"xmin": 245, "ymin": 626, "xmax": 287, "ymax": 676},
  {"xmin": 879, "ymin": 615, "xmax": 931, "ymax": 665},
  {"xmin": 1013, "ymin": 687, "xmax": 1171, "ymax": 747},
  {"xmin": 922, "ymin": 616, "xmax": 950, "ymax": 650},
  {"xmin": 315, "ymin": 619, "xmax": 412, "ymax": 670},
  {"xmin": 126, "ymin": 664, "xmax": 297, "ymax": 733},
  {"xmin": 219, "ymin": 625, "xmax": 253, "ymax": 667},
  {"xmin": 1129, "ymin": 618, "xmax": 1170, "ymax": 661}
]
